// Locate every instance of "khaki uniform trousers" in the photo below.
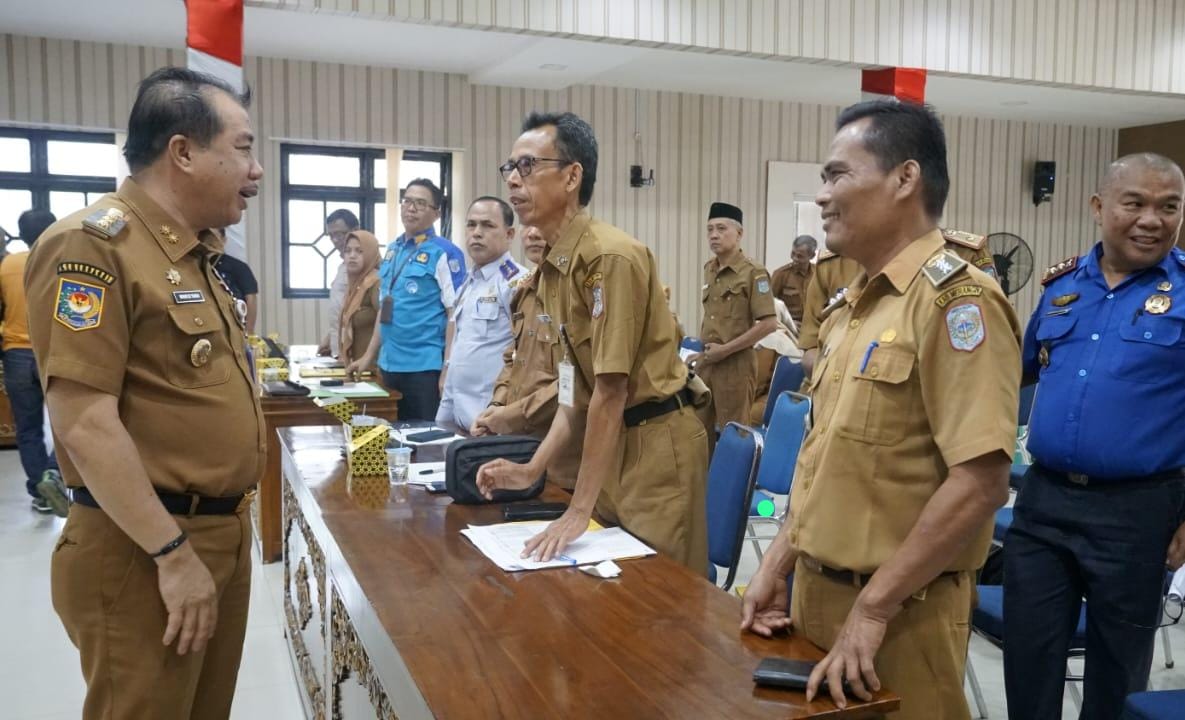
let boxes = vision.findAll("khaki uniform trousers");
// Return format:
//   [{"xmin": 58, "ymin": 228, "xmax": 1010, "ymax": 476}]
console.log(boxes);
[
  {"xmin": 698, "ymin": 348, "xmax": 757, "ymax": 433},
  {"xmin": 791, "ymin": 559, "xmax": 975, "ymax": 720},
  {"xmin": 595, "ymin": 405, "xmax": 709, "ymax": 574},
  {"xmin": 51, "ymin": 504, "xmax": 253, "ymax": 720}
]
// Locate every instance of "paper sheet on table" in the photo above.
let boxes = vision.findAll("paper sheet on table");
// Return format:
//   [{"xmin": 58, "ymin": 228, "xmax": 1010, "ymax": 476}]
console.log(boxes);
[
  {"xmin": 406, "ymin": 462, "xmax": 446, "ymax": 486},
  {"xmin": 322, "ymin": 381, "xmax": 388, "ymax": 397},
  {"xmin": 389, "ymin": 426, "xmax": 460, "ymax": 446},
  {"xmin": 460, "ymin": 521, "xmax": 655, "ymax": 572}
]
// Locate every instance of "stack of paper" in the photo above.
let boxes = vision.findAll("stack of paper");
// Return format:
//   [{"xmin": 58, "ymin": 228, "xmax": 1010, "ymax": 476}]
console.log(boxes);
[
  {"xmin": 406, "ymin": 461, "xmax": 446, "ymax": 486},
  {"xmin": 461, "ymin": 521, "xmax": 656, "ymax": 572}
]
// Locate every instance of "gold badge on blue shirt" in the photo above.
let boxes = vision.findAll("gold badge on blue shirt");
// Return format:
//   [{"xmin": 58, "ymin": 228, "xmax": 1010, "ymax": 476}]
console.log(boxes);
[
  {"xmin": 1145, "ymin": 294, "xmax": 1172, "ymax": 314},
  {"xmin": 1051, "ymin": 293, "xmax": 1079, "ymax": 307}
]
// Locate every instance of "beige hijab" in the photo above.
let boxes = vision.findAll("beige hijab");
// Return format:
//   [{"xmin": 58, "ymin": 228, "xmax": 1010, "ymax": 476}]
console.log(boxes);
[{"xmin": 338, "ymin": 230, "xmax": 382, "ymax": 362}]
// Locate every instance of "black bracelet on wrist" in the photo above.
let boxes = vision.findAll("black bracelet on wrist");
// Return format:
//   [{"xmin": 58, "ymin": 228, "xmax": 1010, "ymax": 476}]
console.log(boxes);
[{"xmin": 151, "ymin": 530, "xmax": 189, "ymax": 559}]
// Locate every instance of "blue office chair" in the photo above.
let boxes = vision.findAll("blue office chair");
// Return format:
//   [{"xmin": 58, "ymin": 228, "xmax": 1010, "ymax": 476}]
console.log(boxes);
[
  {"xmin": 761, "ymin": 356, "xmax": 806, "ymax": 428},
  {"xmin": 705, "ymin": 422, "xmax": 762, "ymax": 591},
  {"xmin": 966, "ymin": 585, "xmax": 1088, "ymax": 718},
  {"xmin": 746, "ymin": 391, "xmax": 810, "ymax": 561},
  {"xmin": 1122, "ymin": 690, "xmax": 1185, "ymax": 719}
]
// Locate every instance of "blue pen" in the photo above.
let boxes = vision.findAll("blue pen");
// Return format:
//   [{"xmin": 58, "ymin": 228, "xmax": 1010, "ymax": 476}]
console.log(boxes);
[
  {"xmin": 859, "ymin": 341, "xmax": 879, "ymax": 373},
  {"xmin": 556, "ymin": 554, "xmax": 579, "ymax": 566}
]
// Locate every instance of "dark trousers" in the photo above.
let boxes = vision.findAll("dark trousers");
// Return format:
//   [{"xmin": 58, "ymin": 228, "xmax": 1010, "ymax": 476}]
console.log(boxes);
[
  {"xmin": 380, "ymin": 369, "xmax": 441, "ymax": 422},
  {"xmin": 1003, "ymin": 464, "xmax": 1184, "ymax": 720},
  {"xmin": 3, "ymin": 348, "xmax": 57, "ymax": 497}
]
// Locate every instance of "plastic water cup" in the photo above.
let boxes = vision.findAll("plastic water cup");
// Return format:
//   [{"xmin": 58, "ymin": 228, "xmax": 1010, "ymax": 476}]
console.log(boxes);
[{"xmin": 389, "ymin": 447, "xmax": 411, "ymax": 485}]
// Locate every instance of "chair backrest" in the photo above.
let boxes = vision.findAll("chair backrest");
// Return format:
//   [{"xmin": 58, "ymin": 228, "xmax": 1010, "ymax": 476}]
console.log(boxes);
[
  {"xmin": 756, "ymin": 391, "xmax": 811, "ymax": 495},
  {"xmin": 762, "ymin": 356, "xmax": 806, "ymax": 427},
  {"xmin": 705, "ymin": 422, "xmax": 761, "ymax": 589},
  {"xmin": 1018, "ymin": 383, "xmax": 1036, "ymax": 426}
]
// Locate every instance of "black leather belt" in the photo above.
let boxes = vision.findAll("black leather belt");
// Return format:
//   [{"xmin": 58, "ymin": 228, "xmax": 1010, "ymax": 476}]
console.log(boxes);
[
  {"xmin": 71, "ymin": 486, "xmax": 255, "ymax": 516},
  {"xmin": 623, "ymin": 387, "xmax": 694, "ymax": 428},
  {"xmin": 800, "ymin": 554, "xmax": 960, "ymax": 589},
  {"xmin": 1035, "ymin": 463, "xmax": 1185, "ymax": 488}
]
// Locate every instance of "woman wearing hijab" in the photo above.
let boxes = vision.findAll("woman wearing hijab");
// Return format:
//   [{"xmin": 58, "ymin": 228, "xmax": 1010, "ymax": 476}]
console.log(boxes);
[{"xmin": 338, "ymin": 230, "xmax": 382, "ymax": 367}]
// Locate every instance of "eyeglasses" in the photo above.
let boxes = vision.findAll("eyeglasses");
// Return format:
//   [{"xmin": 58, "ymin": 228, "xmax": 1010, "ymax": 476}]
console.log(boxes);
[
  {"xmin": 498, "ymin": 156, "xmax": 571, "ymax": 181},
  {"xmin": 400, "ymin": 197, "xmax": 437, "ymax": 211},
  {"xmin": 1119, "ymin": 593, "xmax": 1184, "ymax": 630}
]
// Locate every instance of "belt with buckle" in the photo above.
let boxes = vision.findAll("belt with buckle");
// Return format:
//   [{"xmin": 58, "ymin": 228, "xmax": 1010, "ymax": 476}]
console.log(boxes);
[
  {"xmin": 623, "ymin": 387, "xmax": 694, "ymax": 428},
  {"xmin": 800, "ymin": 554, "xmax": 960, "ymax": 591},
  {"xmin": 1035, "ymin": 463, "xmax": 1185, "ymax": 488},
  {"xmin": 71, "ymin": 486, "xmax": 256, "ymax": 517}
]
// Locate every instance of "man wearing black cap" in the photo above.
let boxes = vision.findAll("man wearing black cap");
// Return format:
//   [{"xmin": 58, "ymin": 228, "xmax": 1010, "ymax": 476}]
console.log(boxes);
[{"xmin": 691, "ymin": 202, "xmax": 776, "ymax": 435}]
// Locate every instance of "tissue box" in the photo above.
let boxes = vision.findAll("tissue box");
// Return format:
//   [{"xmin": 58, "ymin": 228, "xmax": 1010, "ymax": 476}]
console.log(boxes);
[
  {"xmin": 313, "ymin": 396, "xmax": 357, "ymax": 424},
  {"xmin": 347, "ymin": 424, "xmax": 390, "ymax": 479}
]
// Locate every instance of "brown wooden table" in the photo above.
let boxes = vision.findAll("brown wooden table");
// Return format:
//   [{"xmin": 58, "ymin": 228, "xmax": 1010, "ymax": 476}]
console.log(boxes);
[
  {"xmin": 279, "ymin": 426, "xmax": 899, "ymax": 719},
  {"xmin": 254, "ymin": 360, "xmax": 400, "ymax": 563}
]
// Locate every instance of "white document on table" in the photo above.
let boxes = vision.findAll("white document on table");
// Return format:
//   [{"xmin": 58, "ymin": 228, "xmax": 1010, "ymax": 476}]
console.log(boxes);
[
  {"xmin": 460, "ymin": 521, "xmax": 656, "ymax": 572},
  {"xmin": 406, "ymin": 462, "xmax": 446, "ymax": 486}
]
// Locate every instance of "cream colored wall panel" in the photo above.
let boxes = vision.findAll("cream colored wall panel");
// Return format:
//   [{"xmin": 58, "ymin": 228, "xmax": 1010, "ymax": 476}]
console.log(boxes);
[
  {"xmin": 0, "ymin": 35, "xmax": 11, "ymax": 122},
  {"xmin": 801, "ymin": 0, "xmax": 825, "ymax": 60},
  {"xmin": 878, "ymin": 0, "xmax": 903, "ymax": 67},
  {"xmin": 1095, "ymin": 0, "xmax": 1119, "ymax": 90}
]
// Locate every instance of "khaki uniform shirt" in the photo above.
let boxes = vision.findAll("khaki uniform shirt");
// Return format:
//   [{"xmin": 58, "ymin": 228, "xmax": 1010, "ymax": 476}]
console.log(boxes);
[
  {"xmin": 538, "ymin": 210, "xmax": 686, "ymax": 409},
  {"xmin": 787, "ymin": 229, "xmax": 1019, "ymax": 573},
  {"xmin": 797, "ymin": 229, "xmax": 995, "ymax": 351},
  {"xmin": 770, "ymin": 261, "xmax": 813, "ymax": 324},
  {"xmin": 490, "ymin": 269, "xmax": 559, "ymax": 433},
  {"xmin": 699, "ymin": 253, "xmax": 776, "ymax": 344},
  {"xmin": 25, "ymin": 178, "xmax": 267, "ymax": 497}
]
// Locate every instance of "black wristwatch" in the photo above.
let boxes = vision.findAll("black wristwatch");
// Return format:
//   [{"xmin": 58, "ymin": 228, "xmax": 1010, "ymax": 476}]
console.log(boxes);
[{"xmin": 151, "ymin": 530, "xmax": 189, "ymax": 559}]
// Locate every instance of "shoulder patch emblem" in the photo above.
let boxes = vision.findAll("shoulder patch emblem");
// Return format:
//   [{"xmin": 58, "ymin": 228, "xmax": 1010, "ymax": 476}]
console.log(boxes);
[
  {"xmin": 1042, "ymin": 256, "xmax": 1079, "ymax": 286},
  {"xmin": 591, "ymin": 286, "xmax": 604, "ymax": 319},
  {"xmin": 414, "ymin": 252, "xmax": 430, "ymax": 264},
  {"xmin": 941, "ymin": 228, "xmax": 987, "ymax": 250},
  {"xmin": 81, "ymin": 208, "xmax": 126, "ymax": 240},
  {"xmin": 756, "ymin": 277, "xmax": 770, "ymax": 294},
  {"xmin": 449, "ymin": 258, "xmax": 462, "ymax": 274},
  {"xmin": 499, "ymin": 260, "xmax": 521, "ymax": 281},
  {"xmin": 57, "ymin": 261, "xmax": 115, "ymax": 286},
  {"xmin": 934, "ymin": 285, "xmax": 983, "ymax": 308},
  {"xmin": 54, "ymin": 278, "xmax": 105, "ymax": 331},
  {"xmin": 946, "ymin": 303, "xmax": 985, "ymax": 352},
  {"xmin": 583, "ymin": 271, "xmax": 604, "ymax": 289},
  {"xmin": 922, "ymin": 250, "xmax": 969, "ymax": 288}
]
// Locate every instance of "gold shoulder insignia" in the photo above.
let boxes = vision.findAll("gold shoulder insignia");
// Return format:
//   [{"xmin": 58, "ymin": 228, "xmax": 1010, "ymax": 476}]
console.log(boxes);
[
  {"xmin": 940, "ymin": 228, "xmax": 987, "ymax": 250},
  {"xmin": 583, "ymin": 271, "xmax": 604, "ymax": 289},
  {"xmin": 921, "ymin": 250, "xmax": 969, "ymax": 289},
  {"xmin": 1041, "ymin": 256, "xmax": 1079, "ymax": 286},
  {"xmin": 81, "ymin": 208, "xmax": 127, "ymax": 240},
  {"xmin": 817, "ymin": 248, "xmax": 839, "ymax": 262}
]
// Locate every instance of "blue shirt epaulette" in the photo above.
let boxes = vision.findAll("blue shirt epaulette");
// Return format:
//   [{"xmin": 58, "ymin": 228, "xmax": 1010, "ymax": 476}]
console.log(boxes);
[{"xmin": 1041, "ymin": 255, "xmax": 1079, "ymax": 286}]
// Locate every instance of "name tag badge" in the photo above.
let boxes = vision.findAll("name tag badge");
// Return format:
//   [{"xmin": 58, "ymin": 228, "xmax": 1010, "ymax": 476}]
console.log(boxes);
[
  {"xmin": 172, "ymin": 290, "xmax": 205, "ymax": 304},
  {"xmin": 558, "ymin": 361, "xmax": 575, "ymax": 407}
]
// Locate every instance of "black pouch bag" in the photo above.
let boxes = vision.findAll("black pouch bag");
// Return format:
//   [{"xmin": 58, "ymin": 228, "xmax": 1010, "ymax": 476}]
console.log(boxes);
[{"xmin": 445, "ymin": 435, "xmax": 545, "ymax": 504}]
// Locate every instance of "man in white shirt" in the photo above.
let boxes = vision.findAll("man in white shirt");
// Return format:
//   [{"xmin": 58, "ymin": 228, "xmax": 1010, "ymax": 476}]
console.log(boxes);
[
  {"xmin": 317, "ymin": 208, "xmax": 360, "ymax": 356},
  {"xmin": 437, "ymin": 197, "xmax": 526, "ymax": 432}
]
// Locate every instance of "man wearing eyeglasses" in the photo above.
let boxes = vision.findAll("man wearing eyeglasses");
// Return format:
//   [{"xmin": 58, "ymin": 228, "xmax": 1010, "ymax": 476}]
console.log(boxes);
[
  {"xmin": 474, "ymin": 111, "xmax": 710, "ymax": 573},
  {"xmin": 347, "ymin": 178, "xmax": 463, "ymax": 420}
]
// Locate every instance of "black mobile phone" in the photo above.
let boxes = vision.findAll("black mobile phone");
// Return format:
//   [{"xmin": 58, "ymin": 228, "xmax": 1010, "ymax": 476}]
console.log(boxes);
[
  {"xmin": 752, "ymin": 658, "xmax": 851, "ymax": 694},
  {"xmin": 321, "ymin": 378, "xmax": 345, "ymax": 387},
  {"xmin": 405, "ymin": 429, "xmax": 454, "ymax": 443},
  {"xmin": 503, "ymin": 502, "xmax": 568, "ymax": 522}
]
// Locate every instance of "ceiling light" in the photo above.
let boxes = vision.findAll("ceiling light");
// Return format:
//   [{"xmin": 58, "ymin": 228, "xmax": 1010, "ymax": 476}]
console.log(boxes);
[{"xmin": 539, "ymin": 63, "xmax": 567, "ymax": 71}]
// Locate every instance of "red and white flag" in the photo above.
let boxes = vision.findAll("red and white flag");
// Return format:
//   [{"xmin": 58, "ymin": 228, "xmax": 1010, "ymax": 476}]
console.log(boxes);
[
  {"xmin": 186, "ymin": 0, "xmax": 248, "ymax": 259},
  {"xmin": 861, "ymin": 67, "xmax": 927, "ymax": 104}
]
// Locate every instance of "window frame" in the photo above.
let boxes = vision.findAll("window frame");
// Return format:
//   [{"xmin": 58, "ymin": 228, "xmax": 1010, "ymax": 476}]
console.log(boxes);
[
  {"xmin": 279, "ymin": 143, "xmax": 452, "ymax": 300},
  {"xmin": 0, "ymin": 127, "xmax": 118, "ymax": 243}
]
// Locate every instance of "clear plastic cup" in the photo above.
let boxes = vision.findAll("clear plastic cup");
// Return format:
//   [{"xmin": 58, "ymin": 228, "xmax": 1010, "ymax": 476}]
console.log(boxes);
[{"xmin": 389, "ymin": 446, "xmax": 412, "ymax": 485}]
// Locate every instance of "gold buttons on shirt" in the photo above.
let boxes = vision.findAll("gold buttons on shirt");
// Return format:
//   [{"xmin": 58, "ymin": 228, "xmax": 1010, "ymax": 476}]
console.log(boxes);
[
  {"xmin": 194, "ymin": 317, "xmax": 205, "ymax": 327},
  {"xmin": 869, "ymin": 367, "xmax": 879, "ymax": 377},
  {"xmin": 849, "ymin": 318, "xmax": 860, "ymax": 329},
  {"xmin": 832, "ymin": 371, "xmax": 840, "ymax": 382}
]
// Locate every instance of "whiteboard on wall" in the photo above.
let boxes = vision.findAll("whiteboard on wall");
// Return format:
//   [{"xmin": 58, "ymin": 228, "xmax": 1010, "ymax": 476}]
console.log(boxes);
[{"xmin": 765, "ymin": 161, "xmax": 825, "ymax": 271}]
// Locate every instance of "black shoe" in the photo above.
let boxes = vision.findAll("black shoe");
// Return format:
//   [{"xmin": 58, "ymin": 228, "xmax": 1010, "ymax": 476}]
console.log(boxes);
[
  {"xmin": 31, "ymin": 497, "xmax": 53, "ymax": 514},
  {"xmin": 36, "ymin": 469, "xmax": 69, "ymax": 518}
]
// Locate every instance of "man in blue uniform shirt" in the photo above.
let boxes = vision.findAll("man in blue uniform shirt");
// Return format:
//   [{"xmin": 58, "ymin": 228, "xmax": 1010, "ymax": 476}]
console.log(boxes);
[
  {"xmin": 437, "ymin": 196, "xmax": 526, "ymax": 433},
  {"xmin": 1005, "ymin": 153, "xmax": 1185, "ymax": 720},
  {"xmin": 348, "ymin": 178, "xmax": 462, "ymax": 420}
]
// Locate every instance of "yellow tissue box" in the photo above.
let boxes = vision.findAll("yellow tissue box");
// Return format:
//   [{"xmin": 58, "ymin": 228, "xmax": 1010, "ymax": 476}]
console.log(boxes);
[
  {"xmin": 313, "ymin": 397, "xmax": 357, "ymax": 424},
  {"xmin": 347, "ymin": 424, "xmax": 390, "ymax": 479}
]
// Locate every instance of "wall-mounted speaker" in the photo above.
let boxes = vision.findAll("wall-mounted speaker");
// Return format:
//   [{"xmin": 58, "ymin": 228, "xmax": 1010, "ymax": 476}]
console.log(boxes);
[{"xmin": 1033, "ymin": 161, "xmax": 1055, "ymax": 206}]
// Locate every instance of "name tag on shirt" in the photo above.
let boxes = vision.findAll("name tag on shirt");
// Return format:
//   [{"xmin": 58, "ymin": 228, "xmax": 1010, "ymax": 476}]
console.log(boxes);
[
  {"xmin": 475, "ymin": 295, "xmax": 499, "ymax": 320},
  {"xmin": 558, "ymin": 361, "xmax": 575, "ymax": 407}
]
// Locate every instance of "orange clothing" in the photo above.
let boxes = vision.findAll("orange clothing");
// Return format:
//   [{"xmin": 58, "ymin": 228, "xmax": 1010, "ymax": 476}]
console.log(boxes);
[{"xmin": 0, "ymin": 251, "xmax": 31, "ymax": 349}]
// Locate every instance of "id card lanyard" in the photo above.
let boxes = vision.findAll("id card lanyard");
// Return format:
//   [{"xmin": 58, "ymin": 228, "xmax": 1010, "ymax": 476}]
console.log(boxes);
[{"xmin": 558, "ymin": 324, "xmax": 576, "ymax": 408}]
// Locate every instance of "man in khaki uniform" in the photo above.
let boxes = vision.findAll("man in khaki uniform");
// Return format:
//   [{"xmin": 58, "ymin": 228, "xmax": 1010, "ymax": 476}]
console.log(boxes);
[
  {"xmin": 741, "ymin": 100, "xmax": 1018, "ymax": 719},
  {"xmin": 798, "ymin": 228, "xmax": 995, "ymax": 375},
  {"xmin": 691, "ymin": 202, "xmax": 776, "ymax": 434},
  {"xmin": 769, "ymin": 234, "xmax": 818, "ymax": 324},
  {"xmin": 476, "ymin": 111, "xmax": 709, "ymax": 572},
  {"xmin": 27, "ymin": 68, "xmax": 266, "ymax": 720},
  {"xmin": 472, "ymin": 225, "xmax": 582, "ymax": 489}
]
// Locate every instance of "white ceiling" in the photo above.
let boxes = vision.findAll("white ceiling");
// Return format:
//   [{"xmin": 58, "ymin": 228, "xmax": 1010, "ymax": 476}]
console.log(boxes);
[{"xmin": 3, "ymin": 0, "xmax": 1185, "ymax": 128}]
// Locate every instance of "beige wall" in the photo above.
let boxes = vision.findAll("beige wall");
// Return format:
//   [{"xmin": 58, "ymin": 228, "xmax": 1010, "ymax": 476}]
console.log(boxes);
[
  {"xmin": 253, "ymin": 0, "xmax": 1185, "ymax": 94},
  {"xmin": 1, "ymin": 33, "xmax": 1116, "ymax": 342}
]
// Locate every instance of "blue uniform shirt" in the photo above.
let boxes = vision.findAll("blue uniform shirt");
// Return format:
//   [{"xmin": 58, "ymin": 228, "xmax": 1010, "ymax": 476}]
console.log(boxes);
[
  {"xmin": 377, "ymin": 230, "xmax": 457, "ymax": 373},
  {"xmin": 1024, "ymin": 243, "xmax": 1185, "ymax": 478}
]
